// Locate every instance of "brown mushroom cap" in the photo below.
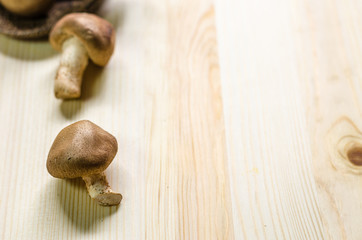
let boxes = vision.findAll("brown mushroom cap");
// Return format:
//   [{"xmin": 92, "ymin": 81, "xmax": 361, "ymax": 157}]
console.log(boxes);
[
  {"xmin": 1, "ymin": 0, "xmax": 54, "ymax": 17},
  {"xmin": 49, "ymin": 13, "xmax": 115, "ymax": 66},
  {"xmin": 47, "ymin": 120, "xmax": 118, "ymax": 179}
]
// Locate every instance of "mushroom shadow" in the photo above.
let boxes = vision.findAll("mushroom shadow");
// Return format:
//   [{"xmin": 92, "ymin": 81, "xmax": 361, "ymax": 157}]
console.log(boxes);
[
  {"xmin": 0, "ymin": 36, "xmax": 57, "ymax": 60},
  {"xmin": 97, "ymin": 1, "xmax": 125, "ymax": 31},
  {"xmin": 80, "ymin": 61, "xmax": 104, "ymax": 100},
  {"xmin": 59, "ymin": 100, "xmax": 82, "ymax": 119},
  {"xmin": 55, "ymin": 178, "xmax": 119, "ymax": 232},
  {"xmin": 58, "ymin": 62, "xmax": 103, "ymax": 118}
]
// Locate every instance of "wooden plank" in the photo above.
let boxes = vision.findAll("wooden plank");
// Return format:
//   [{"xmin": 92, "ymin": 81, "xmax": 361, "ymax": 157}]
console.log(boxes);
[
  {"xmin": 0, "ymin": 0, "xmax": 234, "ymax": 239},
  {"xmin": 293, "ymin": 0, "xmax": 362, "ymax": 239},
  {"xmin": 214, "ymin": 0, "xmax": 326, "ymax": 239},
  {"xmin": 0, "ymin": 1, "xmax": 147, "ymax": 239},
  {"xmin": 142, "ymin": 0, "xmax": 234, "ymax": 239},
  {"xmin": 0, "ymin": 0, "xmax": 360, "ymax": 238}
]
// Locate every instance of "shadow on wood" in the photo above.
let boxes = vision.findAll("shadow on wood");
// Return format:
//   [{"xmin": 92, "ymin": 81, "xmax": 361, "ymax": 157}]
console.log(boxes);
[
  {"xmin": 31, "ymin": 179, "xmax": 119, "ymax": 236},
  {"xmin": 59, "ymin": 100, "xmax": 82, "ymax": 120},
  {"xmin": 0, "ymin": 35, "xmax": 56, "ymax": 60},
  {"xmin": 80, "ymin": 61, "xmax": 104, "ymax": 101},
  {"xmin": 97, "ymin": 0, "xmax": 125, "ymax": 32},
  {"xmin": 58, "ymin": 62, "xmax": 104, "ymax": 119},
  {"xmin": 55, "ymin": 178, "xmax": 119, "ymax": 232}
]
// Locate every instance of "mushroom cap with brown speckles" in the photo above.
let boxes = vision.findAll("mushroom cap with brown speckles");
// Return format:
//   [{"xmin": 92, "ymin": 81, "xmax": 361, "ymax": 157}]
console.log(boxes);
[
  {"xmin": 49, "ymin": 13, "xmax": 115, "ymax": 66},
  {"xmin": 47, "ymin": 120, "xmax": 118, "ymax": 179}
]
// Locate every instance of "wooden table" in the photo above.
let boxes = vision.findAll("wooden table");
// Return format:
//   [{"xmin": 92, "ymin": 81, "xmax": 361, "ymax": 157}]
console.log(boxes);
[{"xmin": 0, "ymin": 0, "xmax": 361, "ymax": 239}]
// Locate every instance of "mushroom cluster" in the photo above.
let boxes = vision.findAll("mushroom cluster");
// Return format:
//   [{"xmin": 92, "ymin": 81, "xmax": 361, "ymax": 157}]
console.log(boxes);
[
  {"xmin": 47, "ymin": 120, "xmax": 122, "ymax": 206},
  {"xmin": 0, "ymin": 2, "xmax": 122, "ymax": 207},
  {"xmin": 45, "ymin": 13, "xmax": 119, "ymax": 206}
]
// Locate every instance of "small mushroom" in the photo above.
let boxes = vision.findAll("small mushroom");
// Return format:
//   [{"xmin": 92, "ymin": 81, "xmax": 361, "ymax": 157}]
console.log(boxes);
[
  {"xmin": 47, "ymin": 120, "xmax": 122, "ymax": 206},
  {"xmin": 49, "ymin": 13, "xmax": 115, "ymax": 99},
  {"xmin": 0, "ymin": 0, "xmax": 54, "ymax": 17}
]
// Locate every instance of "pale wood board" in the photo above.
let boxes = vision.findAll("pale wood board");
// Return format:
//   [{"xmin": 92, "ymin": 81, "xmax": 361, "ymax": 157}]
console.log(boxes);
[{"xmin": 0, "ymin": 0, "xmax": 360, "ymax": 239}]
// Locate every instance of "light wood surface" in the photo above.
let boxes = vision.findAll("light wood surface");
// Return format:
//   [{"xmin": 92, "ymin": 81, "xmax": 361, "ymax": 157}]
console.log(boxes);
[{"xmin": 0, "ymin": 0, "xmax": 360, "ymax": 239}]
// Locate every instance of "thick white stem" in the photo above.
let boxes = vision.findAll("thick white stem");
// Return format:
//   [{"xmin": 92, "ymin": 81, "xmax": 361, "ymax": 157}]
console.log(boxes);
[
  {"xmin": 82, "ymin": 173, "xmax": 122, "ymax": 206},
  {"xmin": 54, "ymin": 37, "xmax": 88, "ymax": 99}
]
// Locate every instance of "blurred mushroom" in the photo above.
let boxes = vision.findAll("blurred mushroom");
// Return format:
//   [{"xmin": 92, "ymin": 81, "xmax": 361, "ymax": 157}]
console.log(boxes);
[
  {"xmin": 49, "ymin": 13, "xmax": 115, "ymax": 99},
  {"xmin": 47, "ymin": 120, "xmax": 122, "ymax": 206},
  {"xmin": 0, "ymin": 0, "xmax": 54, "ymax": 17}
]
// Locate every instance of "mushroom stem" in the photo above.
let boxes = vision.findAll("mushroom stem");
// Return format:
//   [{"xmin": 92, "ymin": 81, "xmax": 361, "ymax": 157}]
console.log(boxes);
[
  {"xmin": 82, "ymin": 172, "xmax": 122, "ymax": 206},
  {"xmin": 55, "ymin": 37, "xmax": 88, "ymax": 99}
]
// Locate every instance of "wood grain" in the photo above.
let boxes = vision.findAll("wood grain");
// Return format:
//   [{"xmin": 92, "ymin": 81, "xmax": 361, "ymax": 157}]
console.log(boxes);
[
  {"xmin": 0, "ymin": 0, "xmax": 234, "ymax": 239},
  {"xmin": 0, "ymin": 0, "xmax": 361, "ymax": 239},
  {"xmin": 293, "ymin": 0, "xmax": 362, "ymax": 239},
  {"xmin": 142, "ymin": 1, "xmax": 234, "ymax": 239},
  {"xmin": 214, "ymin": 0, "xmax": 325, "ymax": 239}
]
